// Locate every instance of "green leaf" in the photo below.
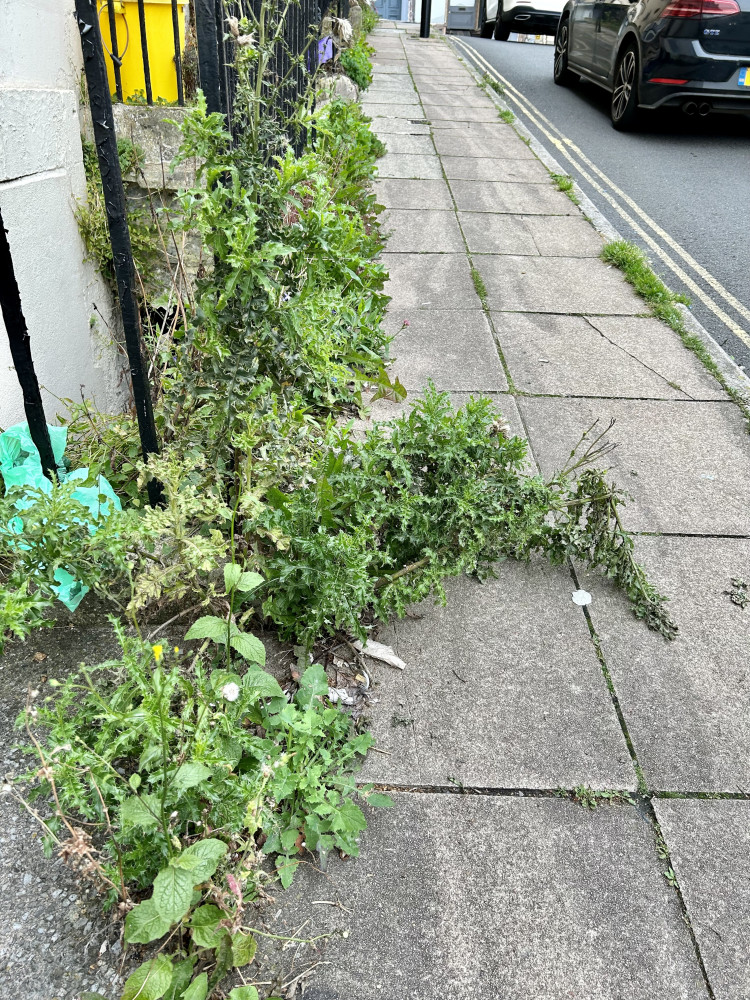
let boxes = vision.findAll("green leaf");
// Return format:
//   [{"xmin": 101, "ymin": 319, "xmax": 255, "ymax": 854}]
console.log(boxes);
[
  {"xmin": 128, "ymin": 773, "xmax": 141, "ymax": 790},
  {"xmin": 122, "ymin": 955, "xmax": 173, "ymax": 1000},
  {"xmin": 120, "ymin": 793, "xmax": 160, "ymax": 829},
  {"xmin": 277, "ymin": 855, "xmax": 298, "ymax": 890},
  {"xmin": 228, "ymin": 988, "xmax": 259, "ymax": 1000},
  {"xmin": 231, "ymin": 930, "xmax": 257, "ymax": 967},
  {"xmin": 229, "ymin": 630, "xmax": 266, "ymax": 665},
  {"xmin": 295, "ymin": 663, "xmax": 329, "ymax": 709},
  {"xmin": 173, "ymin": 762, "xmax": 213, "ymax": 790},
  {"xmin": 365, "ymin": 792, "xmax": 394, "ymax": 809},
  {"xmin": 185, "ymin": 615, "xmax": 228, "ymax": 645},
  {"xmin": 152, "ymin": 864, "xmax": 195, "ymax": 923},
  {"xmin": 242, "ymin": 665, "xmax": 283, "ymax": 699},
  {"xmin": 223, "ymin": 563, "xmax": 242, "ymax": 593},
  {"xmin": 236, "ymin": 571, "xmax": 263, "ymax": 594},
  {"xmin": 179, "ymin": 837, "xmax": 227, "ymax": 882},
  {"xmin": 163, "ymin": 957, "xmax": 196, "ymax": 1000},
  {"xmin": 189, "ymin": 904, "xmax": 227, "ymax": 949},
  {"xmin": 182, "ymin": 973, "xmax": 209, "ymax": 1000},
  {"xmin": 124, "ymin": 897, "xmax": 173, "ymax": 944}
]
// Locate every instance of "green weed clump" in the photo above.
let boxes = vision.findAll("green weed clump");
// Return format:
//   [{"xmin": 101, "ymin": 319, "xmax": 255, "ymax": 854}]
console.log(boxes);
[
  {"xmin": 340, "ymin": 35, "xmax": 375, "ymax": 90},
  {"xmin": 602, "ymin": 240, "xmax": 750, "ymax": 422},
  {"xmin": 76, "ymin": 137, "xmax": 160, "ymax": 294}
]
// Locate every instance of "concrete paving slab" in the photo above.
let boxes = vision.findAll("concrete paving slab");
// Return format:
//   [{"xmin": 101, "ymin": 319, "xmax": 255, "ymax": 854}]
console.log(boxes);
[
  {"xmin": 382, "ymin": 209, "xmax": 465, "ymax": 253},
  {"xmin": 475, "ymin": 256, "xmax": 644, "ymax": 313},
  {"xmin": 458, "ymin": 215, "xmax": 604, "ymax": 259},
  {"xmin": 359, "ymin": 89, "xmax": 420, "ymax": 105},
  {"xmin": 655, "ymin": 799, "xmax": 750, "ymax": 1000},
  {"xmin": 382, "ymin": 133, "xmax": 436, "ymax": 155},
  {"xmin": 375, "ymin": 177, "xmax": 453, "ymax": 209},
  {"xmin": 450, "ymin": 179, "xmax": 577, "ymax": 215},
  {"xmin": 414, "ymin": 81, "xmax": 482, "ymax": 94},
  {"xmin": 494, "ymin": 313, "xmax": 728, "ymax": 399},
  {"xmin": 519, "ymin": 397, "xmax": 750, "ymax": 534},
  {"xmin": 441, "ymin": 155, "xmax": 549, "ymax": 183},
  {"xmin": 372, "ymin": 117, "xmax": 431, "ymax": 135},
  {"xmin": 257, "ymin": 795, "xmax": 708, "ymax": 1000},
  {"xmin": 416, "ymin": 90, "xmax": 495, "ymax": 108},
  {"xmin": 362, "ymin": 102, "xmax": 429, "ymax": 120},
  {"xmin": 460, "ymin": 213, "xmax": 540, "ymax": 255},
  {"xmin": 422, "ymin": 103, "xmax": 502, "ymax": 123},
  {"xmin": 578, "ymin": 536, "xmax": 750, "ymax": 791},
  {"xmin": 523, "ymin": 214, "xmax": 606, "ymax": 256},
  {"xmin": 384, "ymin": 253, "xmax": 481, "ymax": 310},
  {"xmin": 360, "ymin": 564, "xmax": 635, "ymax": 789},
  {"xmin": 371, "ymin": 65, "xmax": 411, "ymax": 74},
  {"xmin": 377, "ymin": 152, "xmax": 443, "ymax": 179},
  {"xmin": 385, "ymin": 309, "xmax": 507, "ymax": 391},
  {"xmin": 368, "ymin": 80, "xmax": 417, "ymax": 95},
  {"xmin": 433, "ymin": 129, "xmax": 534, "ymax": 158}
]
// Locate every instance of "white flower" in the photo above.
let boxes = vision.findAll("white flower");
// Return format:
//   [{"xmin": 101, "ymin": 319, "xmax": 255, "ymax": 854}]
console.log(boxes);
[{"xmin": 221, "ymin": 682, "xmax": 240, "ymax": 702}]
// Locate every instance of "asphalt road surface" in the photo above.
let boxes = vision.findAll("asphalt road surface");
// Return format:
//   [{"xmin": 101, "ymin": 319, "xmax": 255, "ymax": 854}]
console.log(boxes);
[{"xmin": 454, "ymin": 35, "xmax": 750, "ymax": 373}]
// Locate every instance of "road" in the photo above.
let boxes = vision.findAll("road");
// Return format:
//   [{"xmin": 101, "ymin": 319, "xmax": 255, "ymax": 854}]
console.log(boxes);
[{"xmin": 453, "ymin": 35, "xmax": 750, "ymax": 373}]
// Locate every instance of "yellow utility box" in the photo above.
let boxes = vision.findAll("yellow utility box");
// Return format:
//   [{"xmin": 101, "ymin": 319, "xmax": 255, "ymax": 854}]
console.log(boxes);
[{"xmin": 99, "ymin": 0, "xmax": 187, "ymax": 103}]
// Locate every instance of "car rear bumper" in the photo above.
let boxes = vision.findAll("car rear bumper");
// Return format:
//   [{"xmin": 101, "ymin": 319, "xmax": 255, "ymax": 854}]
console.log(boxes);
[
  {"xmin": 501, "ymin": 8, "xmax": 561, "ymax": 33},
  {"xmin": 640, "ymin": 37, "xmax": 750, "ymax": 111}
]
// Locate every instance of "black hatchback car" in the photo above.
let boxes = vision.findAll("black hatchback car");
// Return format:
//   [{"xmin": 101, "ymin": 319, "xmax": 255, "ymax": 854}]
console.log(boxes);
[{"xmin": 553, "ymin": 0, "xmax": 750, "ymax": 128}]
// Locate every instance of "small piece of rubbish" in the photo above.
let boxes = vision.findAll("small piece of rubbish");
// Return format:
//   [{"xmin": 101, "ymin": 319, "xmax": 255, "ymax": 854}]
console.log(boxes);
[
  {"xmin": 572, "ymin": 590, "xmax": 592, "ymax": 606},
  {"xmin": 353, "ymin": 639, "xmax": 406, "ymax": 670},
  {"xmin": 538, "ymin": 358, "xmax": 551, "ymax": 364},
  {"xmin": 328, "ymin": 687, "xmax": 355, "ymax": 706}
]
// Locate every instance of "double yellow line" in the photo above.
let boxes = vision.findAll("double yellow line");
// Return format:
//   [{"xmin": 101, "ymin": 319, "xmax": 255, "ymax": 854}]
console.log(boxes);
[{"xmin": 452, "ymin": 36, "xmax": 750, "ymax": 349}]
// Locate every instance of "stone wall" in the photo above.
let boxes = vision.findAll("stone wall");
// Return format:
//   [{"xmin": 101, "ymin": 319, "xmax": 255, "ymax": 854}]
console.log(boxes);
[{"xmin": 0, "ymin": 0, "xmax": 128, "ymax": 429}]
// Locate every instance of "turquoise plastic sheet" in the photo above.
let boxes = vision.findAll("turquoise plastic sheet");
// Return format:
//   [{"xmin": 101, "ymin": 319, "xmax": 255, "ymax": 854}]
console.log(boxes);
[{"xmin": 0, "ymin": 422, "xmax": 122, "ymax": 611}]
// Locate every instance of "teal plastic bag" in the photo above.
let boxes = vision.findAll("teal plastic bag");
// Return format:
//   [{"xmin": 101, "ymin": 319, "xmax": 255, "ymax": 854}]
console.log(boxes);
[{"xmin": 0, "ymin": 422, "xmax": 122, "ymax": 611}]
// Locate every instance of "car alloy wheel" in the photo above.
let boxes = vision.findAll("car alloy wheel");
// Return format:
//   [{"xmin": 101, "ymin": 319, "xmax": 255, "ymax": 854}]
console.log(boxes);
[
  {"xmin": 611, "ymin": 47, "xmax": 639, "ymax": 129},
  {"xmin": 553, "ymin": 21, "xmax": 575, "ymax": 86}
]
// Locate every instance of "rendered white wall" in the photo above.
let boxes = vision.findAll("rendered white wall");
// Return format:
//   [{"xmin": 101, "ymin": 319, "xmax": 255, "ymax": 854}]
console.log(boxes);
[{"xmin": 0, "ymin": 0, "xmax": 126, "ymax": 430}]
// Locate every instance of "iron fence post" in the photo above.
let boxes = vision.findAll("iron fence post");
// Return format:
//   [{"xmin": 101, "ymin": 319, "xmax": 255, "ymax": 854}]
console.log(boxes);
[
  {"xmin": 0, "ymin": 207, "xmax": 57, "ymax": 480},
  {"xmin": 74, "ymin": 0, "xmax": 163, "ymax": 507},
  {"xmin": 195, "ymin": 0, "xmax": 223, "ymax": 113}
]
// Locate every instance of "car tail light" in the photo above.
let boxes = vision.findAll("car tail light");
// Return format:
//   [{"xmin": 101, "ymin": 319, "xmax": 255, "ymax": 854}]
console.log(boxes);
[
  {"xmin": 649, "ymin": 77, "xmax": 689, "ymax": 83},
  {"xmin": 663, "ymin": 0, "xmax": 739, "ymax": 15}
]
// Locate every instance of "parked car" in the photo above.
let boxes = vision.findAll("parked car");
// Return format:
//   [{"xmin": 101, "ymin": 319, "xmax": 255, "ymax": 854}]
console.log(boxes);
[
  {"xmin": 478, "ymin": 0, "xmax": 566, "ymax": 39},
  {"xmin": 553, "ymin": 0, "xmax": 750, "ymax": 129}
]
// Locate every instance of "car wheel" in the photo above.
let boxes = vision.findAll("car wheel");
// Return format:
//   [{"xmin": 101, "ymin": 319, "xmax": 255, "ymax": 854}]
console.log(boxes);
[
  {"xmin": 553, "ymin": 19, "xmax": 576, "ymax": 85},
  {"xmin": 494, "ymin": 8, "xmax": 511, "ymax": 39},
  {"xmin": 480, "ymin": 17, "xmax": 495, "ymax": 37},
  {"xmin": 611, "ymin": 44, "xmax": 640, "ymax": 131}
]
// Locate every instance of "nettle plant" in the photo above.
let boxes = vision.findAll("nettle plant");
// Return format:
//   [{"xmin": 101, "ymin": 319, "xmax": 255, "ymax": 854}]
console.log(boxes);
[{"xmin": 22, "ymin": 569, "xmax": 389, "ymax": 999}]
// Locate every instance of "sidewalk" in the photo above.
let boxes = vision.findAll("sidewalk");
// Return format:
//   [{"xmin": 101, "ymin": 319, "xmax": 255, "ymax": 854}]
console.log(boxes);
[
  {"xmin": 255, "ymin": 24, "xmax": 750, "ymax": 999},
  {"xmin": 1, "ymin": 25, "xmax": 750, "ymax": 1000}
]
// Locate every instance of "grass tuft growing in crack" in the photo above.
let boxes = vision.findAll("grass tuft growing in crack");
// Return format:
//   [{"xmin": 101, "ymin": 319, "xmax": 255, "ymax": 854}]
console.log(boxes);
[
  {"xmin": 481, "ymin": 72, "xmax": 506, "ymax": 96},
  {"xmin": 602, "ymin": 240, "xmax": 750, "ymax": 426},
  {"xmin": 498, "ymin": 108, "xmax": 516, "ymax": 125},
  {"xmin": 550, "ymin": 172, "xmax": 580, "ymax": 206},
  {"xmin": 471, "ymin": 265, "xmax": 489, "ymax": 308}
]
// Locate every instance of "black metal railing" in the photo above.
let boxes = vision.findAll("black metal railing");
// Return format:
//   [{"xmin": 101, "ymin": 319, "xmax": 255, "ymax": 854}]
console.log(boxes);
[{"xmin": 99, "ymin": 0, "xmax": 329, "ymax": 126}]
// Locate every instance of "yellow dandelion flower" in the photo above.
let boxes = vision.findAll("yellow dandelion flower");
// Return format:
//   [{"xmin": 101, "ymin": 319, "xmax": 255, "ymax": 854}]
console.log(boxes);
[{"xmin": 152, "ymin": 644, "xmax": 164, "ymax": 663}]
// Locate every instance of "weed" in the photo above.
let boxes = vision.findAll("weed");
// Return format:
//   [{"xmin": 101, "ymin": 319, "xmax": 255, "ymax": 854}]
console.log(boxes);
[
  {"xmin": 550, "ymin": 172, "xmax": 580, "ymax": 206},
  {"xmin": 76, "ymin": 137, "xmax": 160, "ymax": 295},
  {"xmin": 340, "ymin": 36, "xmax": 374, "ymax": 90},
  {"xmin": 726, "ymin": 577, "xmax": 749, "ymax": 608},
  {"xmin": 471, "ymin": 265, "xmax": 489, "ymax": 308},
  {"xmin": 602, "ymin": 240, "xmax": 750, "ymax": 424},
  {"xmin": 566, "ymin": 785, "xmax": 635, "ymax": 809},
  {"xmin": 481, "ymin": 72, "xmax": 505, "ymax": 96},
  {"xmin": 498, "ymin": 109, "xmax": 515, "ymax": 125}
]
